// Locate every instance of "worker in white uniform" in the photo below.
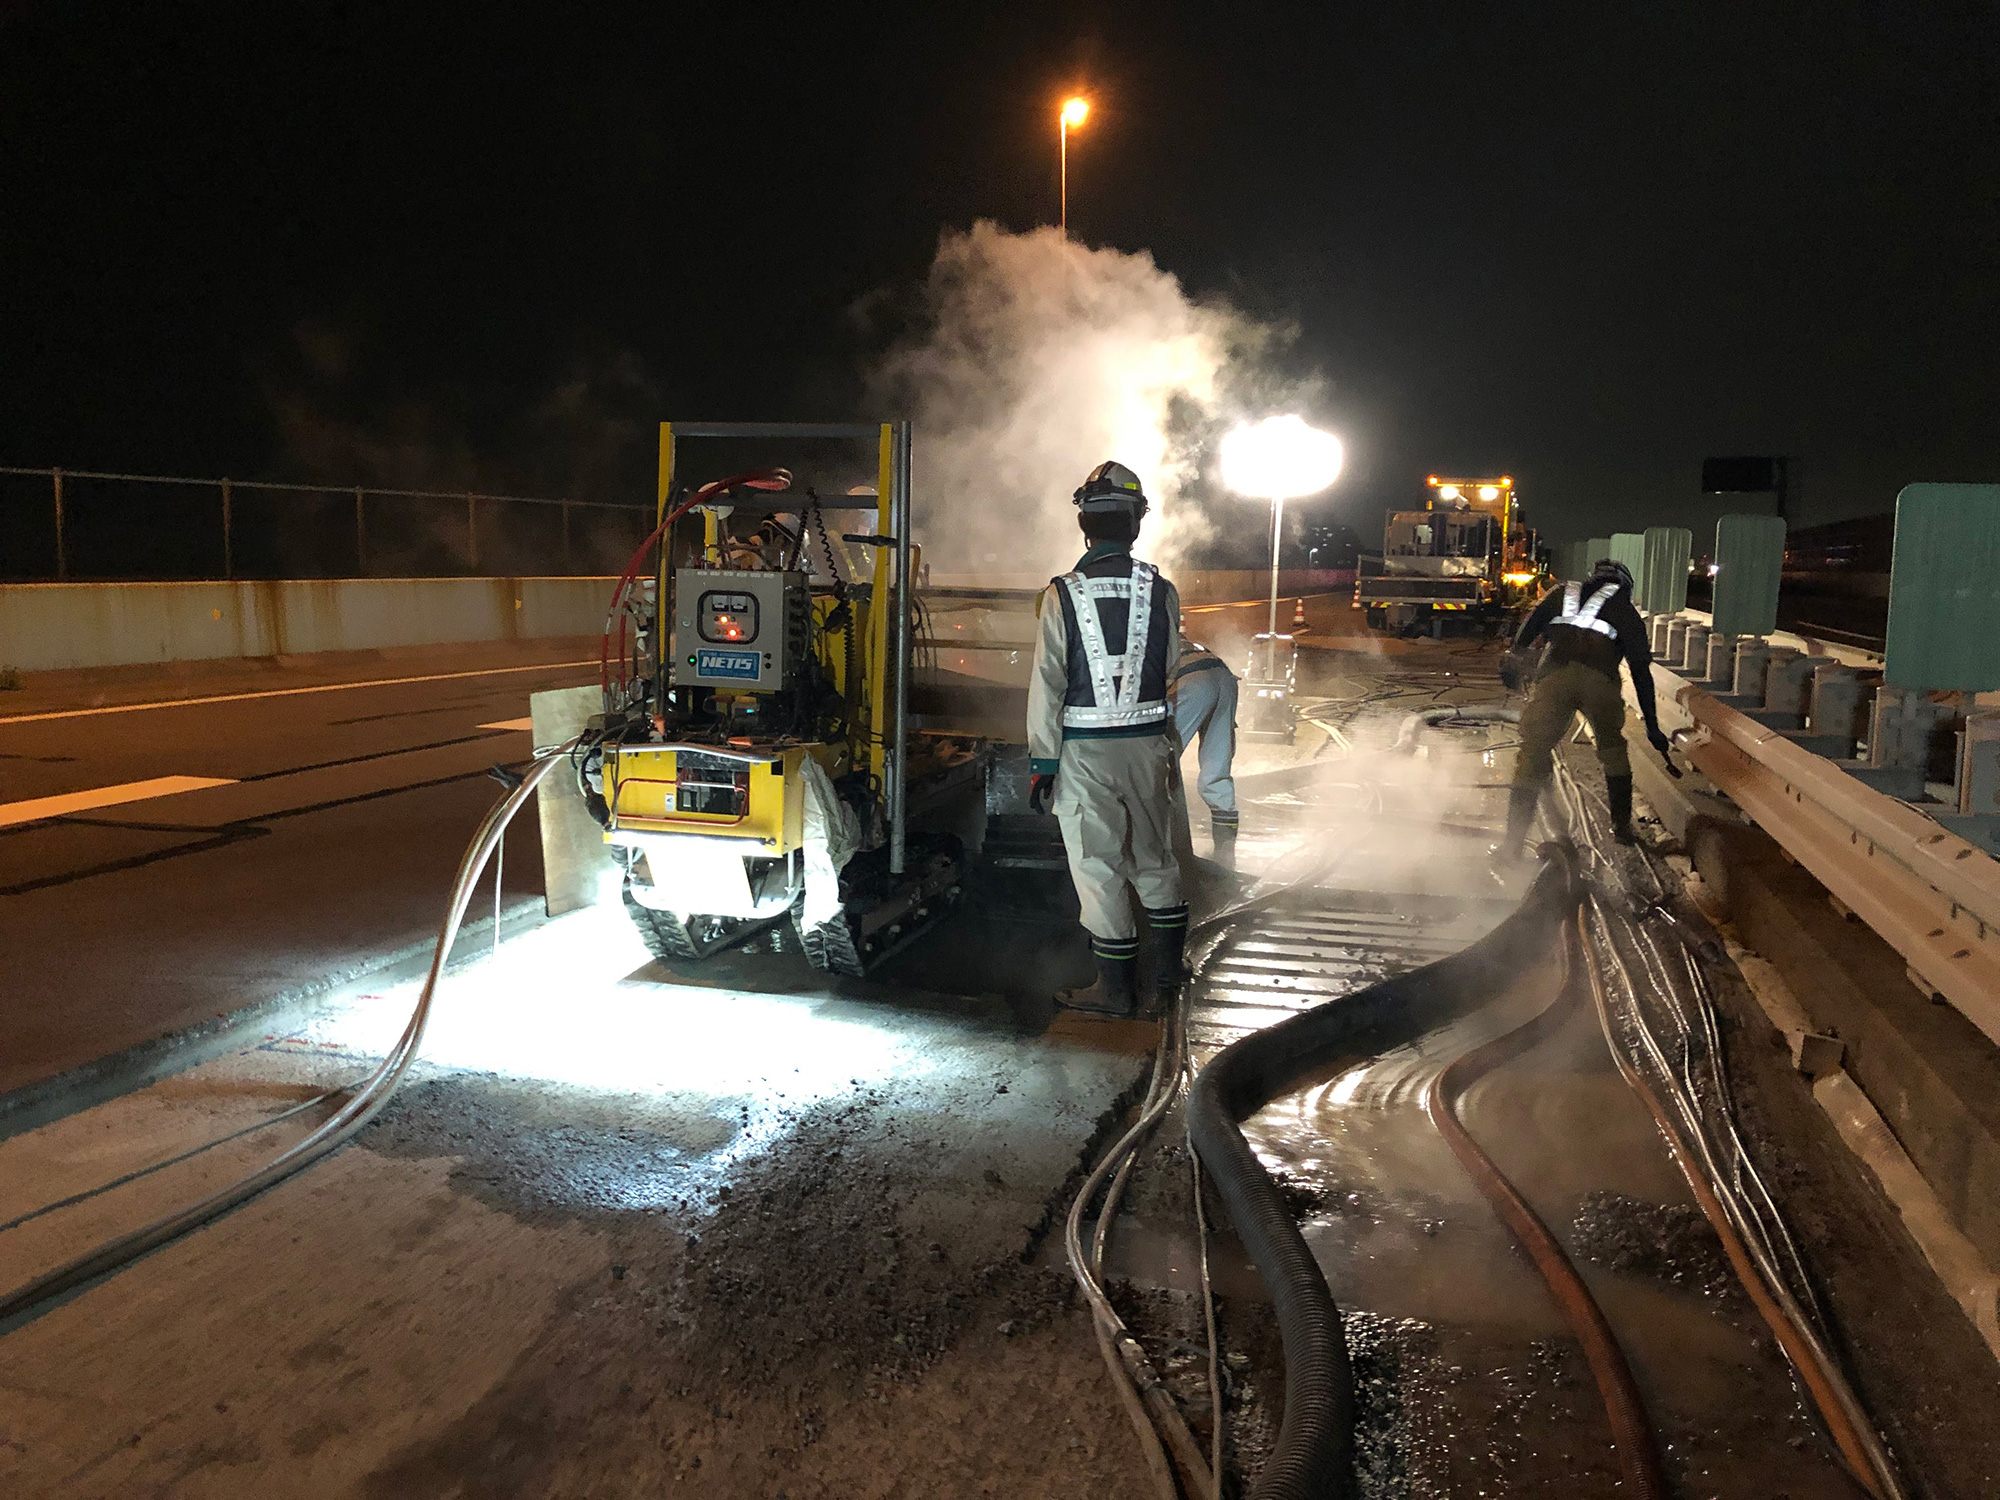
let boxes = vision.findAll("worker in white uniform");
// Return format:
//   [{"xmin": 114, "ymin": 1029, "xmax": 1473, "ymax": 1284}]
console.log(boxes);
[
  {"xmin": 1027, "ymin": 461, "xmax": 1186, "ymax": 1017},
  {"xmin": 1169, "ymin": 626, "xmax": 1239, "ymax": 861}
]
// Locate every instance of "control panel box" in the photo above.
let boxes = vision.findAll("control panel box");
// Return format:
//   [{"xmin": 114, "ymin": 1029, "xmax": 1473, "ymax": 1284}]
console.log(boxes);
[{"xmin": 668, "ymin": 569, "xmax": 810, "ymax": 692}]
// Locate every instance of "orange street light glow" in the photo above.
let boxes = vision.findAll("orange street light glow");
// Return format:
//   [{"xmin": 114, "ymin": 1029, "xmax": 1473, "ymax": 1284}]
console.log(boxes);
[{"xmin": 1062, "ymin": 97, "xmax": 1090, "ymax": 127}]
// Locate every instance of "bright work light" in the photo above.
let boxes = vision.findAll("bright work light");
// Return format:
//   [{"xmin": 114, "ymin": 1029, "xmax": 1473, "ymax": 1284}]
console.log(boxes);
[
  {"xmin": 1220, "ymin": 415, "xmax": 1345, "ymax": 681},
  {"xmin": 1219, "ymin": 415, "xmax": 1344, "ymax": 502}
]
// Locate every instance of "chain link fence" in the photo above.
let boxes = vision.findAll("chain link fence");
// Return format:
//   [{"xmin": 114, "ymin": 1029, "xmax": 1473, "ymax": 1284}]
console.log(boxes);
[{"xmin": 0, "ymin": 467, "xmax": 652, "ymax": 582}]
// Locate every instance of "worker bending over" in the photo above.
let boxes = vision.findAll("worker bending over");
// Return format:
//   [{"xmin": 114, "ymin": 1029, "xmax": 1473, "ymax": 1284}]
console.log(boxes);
[
  {"xmin": 1499, "ymin": 558, "xmax": 1676, "ymax": 857},
  {"xmin": 1169, "ymin": 625, "xmax": 1240, "ymax": 860},
  {"xmin": 1027, "ymin": 461, "xmax": 1187, "ymax": 1017}
]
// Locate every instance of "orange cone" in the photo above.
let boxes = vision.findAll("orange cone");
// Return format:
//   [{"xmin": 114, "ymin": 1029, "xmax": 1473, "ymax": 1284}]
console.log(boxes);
[{"xmin": 1291, "ymin": 596, "xmax": 1309, "ymax": 633}]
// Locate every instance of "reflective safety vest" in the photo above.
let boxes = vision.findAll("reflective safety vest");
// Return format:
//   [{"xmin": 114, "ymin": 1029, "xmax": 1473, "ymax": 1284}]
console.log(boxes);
[
  {"xmin": 1556, "ymin": 580, "xmax": 1621, "ymax": 639},
  {"xmin": 1059, "ymin": 561, "xmax": 1171, "ymax": 729}
]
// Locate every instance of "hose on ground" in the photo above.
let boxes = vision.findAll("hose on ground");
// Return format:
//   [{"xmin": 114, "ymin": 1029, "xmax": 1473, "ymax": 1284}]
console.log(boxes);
[
  {"xmin": 1393, "ymin": 703, "xmax": 1520, "ymax": 752},
  {"xmin": 1553, "ymin": 755, "xmax": 1902, "ymax": 1497},
  {"xmin": 1579, "ymin": 905, "xmax": 1898, "ymax": 1499},
  {"xmin": 0, "ymin": 747, "xmax": 569, "ymax": 1330},
  {"xmin": 1064, "ymin": 1010, "xmax": 1202, "ymax": 1500},
  {"xmin": 1186, "ymin": 851, "xmax": 1578, "ymax": 1500},
  {"xmin": 1065, "ymin": 840, "xmax": 1364, "ymax": 1496},
  {"xmin": 1421, "ymin": 884, "xmax": 1669, "ymax": 1500}
]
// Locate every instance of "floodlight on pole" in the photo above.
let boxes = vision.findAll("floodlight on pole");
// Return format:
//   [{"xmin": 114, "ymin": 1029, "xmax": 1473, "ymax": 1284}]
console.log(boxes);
[
  {"xmin": 1220, "ymin": 415, "xmax": 1345, "ymax": 675},
  {"xmin": 1060, "ymin": 97, "xmax": 1089, "ymax": 234}
]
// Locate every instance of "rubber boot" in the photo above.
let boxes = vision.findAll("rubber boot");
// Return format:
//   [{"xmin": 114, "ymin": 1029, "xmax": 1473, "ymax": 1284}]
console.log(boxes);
[
  {"xmin": 1210, "ymin": 810, "xmax": 1239, "ymax": 867},
  {"xmin": 1147, "ymin": 903, "xmax": 1191, "ymax": 1008},
  {"xmin": 1058, "ymin": 936, "xmax": 1139, "ymax": 1017},
  {"xmin": 1495, "ymin": 783, "xmax": 1538, "ymax": 862},
  {"xmin": 1607, "ymin": 774, "xmax": 1638, "ymax": 845}
]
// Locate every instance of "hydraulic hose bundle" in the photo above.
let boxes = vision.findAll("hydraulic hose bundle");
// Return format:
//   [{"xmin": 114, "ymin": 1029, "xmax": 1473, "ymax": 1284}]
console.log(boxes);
[
  {"xmin": 599, "ymin": 468, "xmax": 793, "ymax": 706},
  {"xmin": 1554, "ymin": 758, "xmax": 1904, "ymax": 1498},
  {"xmin": 0, "ymin": 748, "xmax": 570, "ymax": 1329}
]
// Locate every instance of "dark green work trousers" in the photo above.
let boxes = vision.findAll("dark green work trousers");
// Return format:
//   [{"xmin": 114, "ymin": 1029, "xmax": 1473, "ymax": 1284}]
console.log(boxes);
[{"xmin": 1514, "ymin": 661, "xmax": 1630, "ymax": 788}]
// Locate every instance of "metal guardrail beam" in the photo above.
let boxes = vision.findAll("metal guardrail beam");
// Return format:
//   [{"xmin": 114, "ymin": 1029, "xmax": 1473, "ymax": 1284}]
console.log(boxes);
[{"xmin": 1651, "ymin": 663, "xmax": 2000, "ymax": 1044}]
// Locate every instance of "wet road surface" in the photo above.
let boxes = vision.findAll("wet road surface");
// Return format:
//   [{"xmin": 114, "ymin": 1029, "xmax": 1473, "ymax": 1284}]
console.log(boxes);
[
  {"xmin": 2, "ymin": 608, "xmax": 1997, "ymax": 1496},
  {"xmin": 0, "ymin": 640, "xmax": 596, "ymax": 1097}
]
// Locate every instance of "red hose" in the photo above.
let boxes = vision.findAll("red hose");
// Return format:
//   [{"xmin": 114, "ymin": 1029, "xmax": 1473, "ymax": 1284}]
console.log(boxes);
[
  {"xmin": 1422, "ymin": 910, "xmax": 1671, "ymax": 1500},
  {"xmin": 599, "ymin": 469, "xmax": 792, "ymax": 698},
  {"xmin": 1577, "ymin": 917, "xmax": 1891, "ymax": 1496}
]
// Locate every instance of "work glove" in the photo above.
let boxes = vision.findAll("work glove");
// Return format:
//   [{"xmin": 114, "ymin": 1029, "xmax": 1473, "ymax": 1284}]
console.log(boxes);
[
  {"xmin": 1029, "ymin": 773, "xmax": 1057, "ymax": 814},
  {"xmin": 1498, "ymin": 654, "xmax": 1524, "ymax": 693},
  {"xmin": 1647, "ymin": 725, "xmax": 1683, "ymax": 779}
]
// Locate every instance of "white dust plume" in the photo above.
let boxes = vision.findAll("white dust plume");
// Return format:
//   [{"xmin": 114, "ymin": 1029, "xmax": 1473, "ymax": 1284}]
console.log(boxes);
[{"xmin": 869, "ymin": 221, "xmax": 1313, "ymax": 582}]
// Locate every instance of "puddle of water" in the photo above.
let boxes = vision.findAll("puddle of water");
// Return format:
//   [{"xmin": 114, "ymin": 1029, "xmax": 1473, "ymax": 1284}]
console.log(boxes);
[{"xmin": 1183, "ymin": 654, "xmax": 1864, "ymax": 1494}]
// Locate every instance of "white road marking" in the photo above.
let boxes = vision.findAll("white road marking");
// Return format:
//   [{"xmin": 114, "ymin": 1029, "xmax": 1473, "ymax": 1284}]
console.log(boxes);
[
  {"xmin": 0, "ymin": 659, "xmax": 598, "ymax": 728},
  {"xmin": 478, "ymin": 718, "xmax": 535, "ymax": 732},
  {"xmin": 0, "ymin": 776, "xmax": 239, "ymax": 829}
]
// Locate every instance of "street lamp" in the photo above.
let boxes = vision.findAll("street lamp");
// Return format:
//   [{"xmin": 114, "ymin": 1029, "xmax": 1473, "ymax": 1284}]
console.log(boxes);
[
  {"xmin": 1060, "ymin": 97, "xmax": 1089, "ymax": 234},
  {"xmin": 1220, "ymin": 415, "xmax": 1345, "ymax": 678}
]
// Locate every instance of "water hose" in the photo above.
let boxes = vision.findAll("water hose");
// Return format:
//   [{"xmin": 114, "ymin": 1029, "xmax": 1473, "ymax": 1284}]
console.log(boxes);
[
  {"xmin": 1186, "ymin": 853, "xmax": 1577, "ymax": 1499},
  {"xmin": 1422, "ymin": 892, "xmax": 1669, "ymax": 1499}
]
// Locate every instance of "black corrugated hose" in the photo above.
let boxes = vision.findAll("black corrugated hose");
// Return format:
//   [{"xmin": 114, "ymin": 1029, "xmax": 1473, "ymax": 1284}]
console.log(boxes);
[{"xmin": 1185, "ymin": 851, "xmax": 1577, "ymax": 1500}]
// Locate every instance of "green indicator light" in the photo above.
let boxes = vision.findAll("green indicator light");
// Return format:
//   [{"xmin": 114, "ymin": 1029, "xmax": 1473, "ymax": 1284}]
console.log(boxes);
[{"xmin": 687, "ymin": 655, "xmax": 697, "ymax": 665}]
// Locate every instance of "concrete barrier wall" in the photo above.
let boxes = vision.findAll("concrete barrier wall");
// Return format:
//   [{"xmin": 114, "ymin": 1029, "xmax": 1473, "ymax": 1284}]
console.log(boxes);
[
  {"xmin": 927, "ymin": 568, "xmax": 1355, "ymax": 604},
  {"xmin": 1175, "ymin": 568, "xmax": 1356, "ymax": 605},
  {"xmin": 0, "ymin": 576, "xmax": 615, "ymax": 673},
  {"xmin": 0, "ymin": 568, "xmax": 1360, "ymax": 674}
]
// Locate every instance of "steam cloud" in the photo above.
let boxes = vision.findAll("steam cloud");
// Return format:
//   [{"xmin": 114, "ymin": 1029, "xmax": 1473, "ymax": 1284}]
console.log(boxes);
[{"xmin": 869, "ymin": 222, "xmax": 1315, "ymax": 582}]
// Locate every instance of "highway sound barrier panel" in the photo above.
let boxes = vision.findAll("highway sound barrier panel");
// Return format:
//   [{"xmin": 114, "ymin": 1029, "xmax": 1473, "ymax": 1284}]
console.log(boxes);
[
  {"xmin": 1641, "ymin": 526, "xmax": 1693, "ymax": 615},
  {"xmin": 1608, "ymin": 533, "xmax": 1646, "ymax": 597},
  {"xmin": 1555, "ymin": 541, "xmax": 1594, "ymax": 580},
  {"xmin": 1711, "ymin": 514, "xmax": 1785, "ymax": 639},
  {"xmin": 1885, "ymin": 483, "xmax": 2000, "ymax": 691}
]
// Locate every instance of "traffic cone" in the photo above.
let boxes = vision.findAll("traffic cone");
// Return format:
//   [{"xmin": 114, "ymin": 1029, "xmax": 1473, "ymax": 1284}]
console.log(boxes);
[{"xmin": 1290, "ymin": 596, "xmax": 1309, "ymax": 634}]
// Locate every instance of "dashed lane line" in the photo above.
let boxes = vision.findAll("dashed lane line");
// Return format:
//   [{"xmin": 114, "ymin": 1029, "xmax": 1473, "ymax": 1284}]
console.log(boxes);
[{"xmin": 0, "ymin": 777, "xmax": 240, "ymax": 830}]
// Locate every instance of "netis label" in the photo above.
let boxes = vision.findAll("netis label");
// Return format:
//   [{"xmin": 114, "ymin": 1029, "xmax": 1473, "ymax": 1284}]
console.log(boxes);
[{"xmin": 696, "ymin": 649, "xmax": 761, "ymax": 680}]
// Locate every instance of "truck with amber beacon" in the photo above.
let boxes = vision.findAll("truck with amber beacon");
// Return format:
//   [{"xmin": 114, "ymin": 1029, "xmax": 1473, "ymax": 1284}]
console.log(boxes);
[{"xmin": 1355, "ymin": 474, "xmax": 1542, "ymax": 634}]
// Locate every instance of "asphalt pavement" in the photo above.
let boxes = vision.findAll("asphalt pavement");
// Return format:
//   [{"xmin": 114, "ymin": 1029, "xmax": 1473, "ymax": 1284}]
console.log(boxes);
[{"xmin": 0, "ymin": 640, "xmax": 600, "ymax": 1100}]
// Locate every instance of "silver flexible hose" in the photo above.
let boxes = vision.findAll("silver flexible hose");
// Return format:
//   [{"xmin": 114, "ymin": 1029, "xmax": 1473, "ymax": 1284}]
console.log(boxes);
[
  {"xmin": 1063, "ymin": 1012, "xmax": 1194, "ymax": 1500},
  {"xmin": 0, "ymin": 746, "xmax": 571, "ymax": 1329},
  {"xmin": 1553, "ymin": 757, "xmax": 1906, "ymax": 1499}
]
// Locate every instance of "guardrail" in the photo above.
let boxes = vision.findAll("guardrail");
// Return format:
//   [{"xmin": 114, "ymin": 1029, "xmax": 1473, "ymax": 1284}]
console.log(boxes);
[
  {"xmin": 0, "ymin": 465, "xmax": 649, "ymax": 582},
  {"xmin": 1651, "ymin": 665, "xmax": 2000, "ymax": 1045}
]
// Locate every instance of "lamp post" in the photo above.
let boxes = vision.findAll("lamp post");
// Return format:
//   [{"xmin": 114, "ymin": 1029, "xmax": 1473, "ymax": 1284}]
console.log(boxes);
[
  {"xmin": 1060, "ymin": 97, "xmax": 1089, "ymax": 234},
  {"xmin": 1220, "ymin": 415, "xmax": 1345, "ymax": 678}
]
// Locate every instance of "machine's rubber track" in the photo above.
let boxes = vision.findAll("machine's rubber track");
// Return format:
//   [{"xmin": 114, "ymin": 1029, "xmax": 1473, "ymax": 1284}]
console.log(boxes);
[
  {"xmin": 796, "ymin": 833, "xmax": 966, "ymax": 977},
  {"xmin": 797, "ymin": 903, "xmax": 867, "ymax": 976},
  {"xmin": 621, "ymin": 883, "xmax": 783, "ymax": 964}
]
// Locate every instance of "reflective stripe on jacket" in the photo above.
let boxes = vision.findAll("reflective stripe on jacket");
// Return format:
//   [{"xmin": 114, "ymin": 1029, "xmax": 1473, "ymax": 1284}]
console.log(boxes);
[
  {"xmin": 1059, "ymin": 562, "xmax": 1170, "ymax": 729},
  {"xmin": 1556, "ymin": 580, "xmax": 1620, "ymax": 639}
]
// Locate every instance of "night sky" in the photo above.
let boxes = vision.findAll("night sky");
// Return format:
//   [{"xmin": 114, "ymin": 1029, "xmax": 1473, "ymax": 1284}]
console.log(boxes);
[{"xmin": 5, "ymin": 1, "xmax": 1997, "ymax": 555}]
